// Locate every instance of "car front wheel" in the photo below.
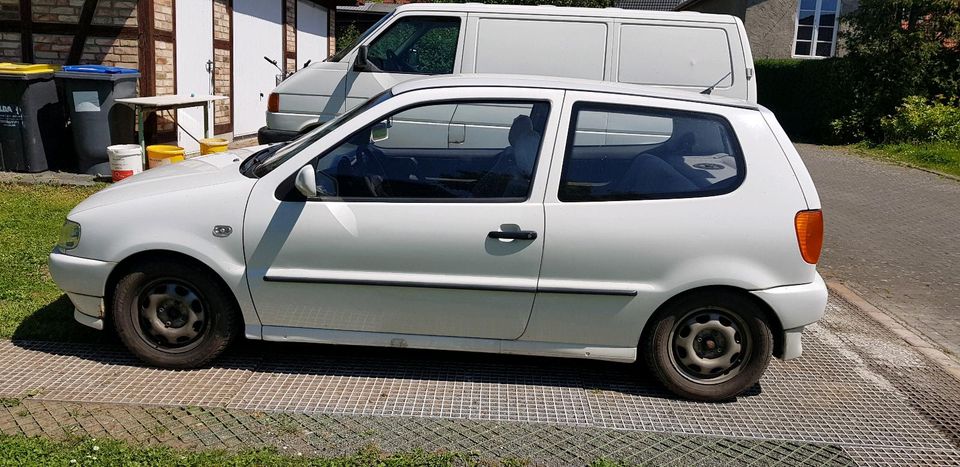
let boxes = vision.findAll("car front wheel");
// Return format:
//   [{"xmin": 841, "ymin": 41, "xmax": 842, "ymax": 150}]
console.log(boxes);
[
  {"xmin": 643, "ymin": 291, "xmax": 773, "ymax": 401},
  {"xmin": 112, "ymin": 260, "xmax": 240, "ymax": 368}
]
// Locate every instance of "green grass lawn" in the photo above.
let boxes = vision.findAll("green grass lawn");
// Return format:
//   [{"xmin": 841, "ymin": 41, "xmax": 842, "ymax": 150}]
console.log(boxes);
[
  {"xmin": 0, "ymin": 183, "xmax": 103, "ymax": 342},
  {"xmin": 852, "ymin": 142, "xmax": 960, "ymax": 178},
  {"xmin": 0, "ymin": 433, "xmax": 557, "ymax": 466}
]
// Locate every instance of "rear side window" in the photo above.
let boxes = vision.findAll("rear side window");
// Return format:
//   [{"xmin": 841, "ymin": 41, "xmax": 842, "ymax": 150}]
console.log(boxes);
[
  {"xmin": 559, "ymin": 103, "xmax": 744, "ymax": 202},
  {"xmin": 474, "ymin": 19, "xmax": 607, "ymax": 80}
]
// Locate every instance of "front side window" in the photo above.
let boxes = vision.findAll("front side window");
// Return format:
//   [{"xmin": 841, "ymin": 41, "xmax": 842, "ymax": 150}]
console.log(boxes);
[
  {"xmin": 559, "ymin": 104, "xmax": 743, "ymax": 202},
  {"xmin": 794, "ymin": 0, "xmax": 841, "ymax": 58},
  {"xmin": 309, "ymin": 100, "xmax": 550, "ymax": 201},
  {"xmin": 367, "ymin": 16, "xmax": 461, "ymax": 74}
]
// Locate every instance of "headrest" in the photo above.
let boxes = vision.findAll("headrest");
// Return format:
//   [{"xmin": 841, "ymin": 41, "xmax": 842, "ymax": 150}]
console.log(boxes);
[{"xmin": 508, "ymin": 115, "xmax": 535, "ymax": 146}]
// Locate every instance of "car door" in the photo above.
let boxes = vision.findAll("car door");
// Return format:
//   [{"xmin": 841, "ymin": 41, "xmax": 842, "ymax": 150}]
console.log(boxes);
[
  {"xmin": 243, "ymin": 86, "xmax": 563, "ymax": 340},
  {"xmin": 344, "ymin": 14, "xmax": 464, "ymax": 112}
]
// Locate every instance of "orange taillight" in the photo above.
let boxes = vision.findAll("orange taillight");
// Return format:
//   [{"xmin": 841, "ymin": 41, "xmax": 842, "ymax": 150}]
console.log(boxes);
[
  {"xmin": 795, "ymin": 210, "xmax": 824, "ymax": 264},
  {"xmin": 267, "ymin": 93, "xmax": 280, "ymax": 113}
]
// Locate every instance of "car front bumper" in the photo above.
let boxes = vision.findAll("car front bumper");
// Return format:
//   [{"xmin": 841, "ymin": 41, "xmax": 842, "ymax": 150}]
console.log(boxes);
[
  {"xmin": 751, "ymin": 274, "xmax": 828, "ymax": 360},
  {"xmin": 48, "ymin": 249, "xmax": 115, "ymax": 329}
]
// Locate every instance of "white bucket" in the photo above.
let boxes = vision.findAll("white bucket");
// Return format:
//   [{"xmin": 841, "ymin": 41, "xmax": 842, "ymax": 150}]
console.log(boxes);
[{"xmin": 107, "ymin": 144, "xmax": 143, "ymax": 182}]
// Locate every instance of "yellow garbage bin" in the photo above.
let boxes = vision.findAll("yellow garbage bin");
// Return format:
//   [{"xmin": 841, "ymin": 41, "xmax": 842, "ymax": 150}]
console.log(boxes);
[
  {"xmin": 200, "ymin": 138, "xmax": 229, "ymax": 155},
  {"xmin": 146, "ymin": 145, "xmax": 185, "ymax": 168}
]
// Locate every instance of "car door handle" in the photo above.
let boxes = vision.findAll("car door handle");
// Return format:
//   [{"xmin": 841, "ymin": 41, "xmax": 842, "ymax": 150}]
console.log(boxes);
[{"xmin": 488, "ymin": 230, "xmax": 538, "ymax": 240}]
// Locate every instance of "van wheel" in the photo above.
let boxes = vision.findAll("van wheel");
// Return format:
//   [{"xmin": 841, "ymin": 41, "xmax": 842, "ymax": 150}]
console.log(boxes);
[
  {"xmin": 643, "ymin": 291, "xmax": 772, "ymax": 401},
  {"xmin": 112, "ymin": 260, "xmax": 240, "ymax": 369}
]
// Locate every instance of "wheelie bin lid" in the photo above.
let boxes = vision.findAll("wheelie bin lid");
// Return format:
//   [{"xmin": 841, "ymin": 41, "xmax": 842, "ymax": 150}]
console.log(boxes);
[
  {"xmin": 0, "ymin": 62, "xmax": 59, "ymax": 79},
  {"xmin": 56, "ymin": 65, "xmax": 140, "ymax": 81}
]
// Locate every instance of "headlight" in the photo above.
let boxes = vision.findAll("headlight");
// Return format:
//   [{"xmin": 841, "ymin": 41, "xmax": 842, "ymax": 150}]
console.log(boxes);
[{"xmin": 58, "ymin": 220, "xmax": 81, "ymax": 250}]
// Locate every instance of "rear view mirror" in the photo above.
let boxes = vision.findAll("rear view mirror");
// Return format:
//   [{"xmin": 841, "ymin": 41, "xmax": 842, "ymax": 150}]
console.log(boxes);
[{"xmin": 370, "ymin": 121, "xmax": 389, "ymax": 143}]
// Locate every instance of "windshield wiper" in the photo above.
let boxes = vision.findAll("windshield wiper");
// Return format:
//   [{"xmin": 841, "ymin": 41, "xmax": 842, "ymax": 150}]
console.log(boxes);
[
  {"xmin": 701, "ymin": 71, "xmax": 733, "ymax": 95},
  {"xmin": 240, "ymin": 142, "xmax": 289, "ymax": 177}
]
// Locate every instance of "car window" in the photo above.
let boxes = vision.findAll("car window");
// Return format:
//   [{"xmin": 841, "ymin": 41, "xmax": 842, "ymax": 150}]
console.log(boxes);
[
  {"xmin": 559, "ymin": 104, "xmax": 744, "ymax": 202},
  {"xmin": 367, "ymin": 16, "xmax": 460, "ymax": 74},
  {"xmin": 309, "ymin": 100, "xmax": 550, "ymax": 201}
]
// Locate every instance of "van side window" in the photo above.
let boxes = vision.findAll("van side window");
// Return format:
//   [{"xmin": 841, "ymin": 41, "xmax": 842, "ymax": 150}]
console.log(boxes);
[
  {"xmin": 559, "ymin": 104, "xmax": 744, "ymax": 202},
  {"xmin": 312, "ymin": 100, "xmax": 550, "ymax": 201},
  {"xmin": 367, "ymin": 16, "xmax": 461, "ymax": 75}
]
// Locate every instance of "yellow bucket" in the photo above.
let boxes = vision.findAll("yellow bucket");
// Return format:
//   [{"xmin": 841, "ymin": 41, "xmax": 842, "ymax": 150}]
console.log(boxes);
[
  {"xmin": 199, "ymin": 137, "xmax": 229, "ymax": 155},
  {"xmin": 146, "ymin": 145, "xmax": 185, "ymax": 168}
]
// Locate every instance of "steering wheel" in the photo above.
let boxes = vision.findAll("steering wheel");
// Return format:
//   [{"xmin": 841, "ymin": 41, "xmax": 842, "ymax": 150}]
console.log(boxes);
[{"xmin": 385, "ymin": 50, "xmax": 414, "ymax": 73}]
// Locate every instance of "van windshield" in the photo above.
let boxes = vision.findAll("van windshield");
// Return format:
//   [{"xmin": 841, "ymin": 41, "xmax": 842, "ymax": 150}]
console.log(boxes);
[
  {"xmin": 251, "ymin": 90, "xmax": 393, "ymax": 177},
  {"xmin": 326, "ymin": 11, "xmax": 395, "ymax": 63}
]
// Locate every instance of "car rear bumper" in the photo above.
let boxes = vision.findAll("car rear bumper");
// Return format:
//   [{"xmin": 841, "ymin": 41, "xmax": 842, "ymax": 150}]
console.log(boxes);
[{"xmin": 751, "ymin": 274, "xmax": 828, "ymax": 360}]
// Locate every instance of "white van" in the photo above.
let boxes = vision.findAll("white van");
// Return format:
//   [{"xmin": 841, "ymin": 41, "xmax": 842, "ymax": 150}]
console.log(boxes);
[{"xmin": 258, "ymin": 3, "xmax": 757, "ymax": 143}]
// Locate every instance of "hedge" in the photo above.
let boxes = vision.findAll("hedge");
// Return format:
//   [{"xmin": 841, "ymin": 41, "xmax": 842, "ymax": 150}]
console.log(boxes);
[{"xmin": 755, "ymin": 58, "xmax": 853, "ymax": 144}]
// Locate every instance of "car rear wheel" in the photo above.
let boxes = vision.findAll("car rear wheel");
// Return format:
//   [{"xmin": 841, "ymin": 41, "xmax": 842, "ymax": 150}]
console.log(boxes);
[
  {"xmin": 112, "ymin": 260, "xmax": 240, "ymax": 369},
  {"xmin": 643, "ymin": 291, "xmax": 773, "ymax": 401}
]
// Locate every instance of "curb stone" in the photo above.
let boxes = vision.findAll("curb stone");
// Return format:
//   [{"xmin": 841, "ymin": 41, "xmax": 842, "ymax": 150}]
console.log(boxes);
[{"xmin": 827, "ymin": 279, "xmax": 960, "ymax": 383}]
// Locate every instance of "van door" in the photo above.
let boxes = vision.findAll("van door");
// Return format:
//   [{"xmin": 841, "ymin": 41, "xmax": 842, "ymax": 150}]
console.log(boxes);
[
  {"xmin": 344, "ymin": 14, "xmax": 465, "ymax": 113},
  {"xmin": 614, "ymin": 21, "xmax": 749, "ymax": 101}
]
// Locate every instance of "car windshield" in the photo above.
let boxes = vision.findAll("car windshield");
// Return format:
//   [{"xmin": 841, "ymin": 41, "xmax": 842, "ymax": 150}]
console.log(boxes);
[
  {"xmin": 326, "ymin": 12, "xmax": 394, "ymax": 63},
  {"xmin": 252, "ymin": 90, "xmax": 393, "ymax": 177}
]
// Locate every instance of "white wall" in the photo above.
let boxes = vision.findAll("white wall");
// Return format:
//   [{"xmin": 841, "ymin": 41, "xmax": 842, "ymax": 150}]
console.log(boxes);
[
  {"xmin": 296, "ymin": 0, "xmax": 329, "ymax": 67},
  {"xmin": 233, "ymin": 0, "xmax": 283, "ymax": 137}
]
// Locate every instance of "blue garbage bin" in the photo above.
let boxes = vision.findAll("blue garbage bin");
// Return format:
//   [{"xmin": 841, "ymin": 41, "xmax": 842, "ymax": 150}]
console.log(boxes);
[{"xmin": 55, "ymin": 65, "xmax": 140, "ymax": 174}]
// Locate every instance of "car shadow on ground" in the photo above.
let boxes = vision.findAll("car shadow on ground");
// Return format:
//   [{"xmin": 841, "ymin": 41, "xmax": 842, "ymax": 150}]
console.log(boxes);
[{"xmin": 10, "ymin": 305, "xmax": 763, "ymax": 403}]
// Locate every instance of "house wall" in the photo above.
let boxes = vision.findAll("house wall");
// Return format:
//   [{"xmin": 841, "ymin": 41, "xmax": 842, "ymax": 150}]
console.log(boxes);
[{"xmin": 746, "ymin": 0, "xmax": 858, "ymax": 59}]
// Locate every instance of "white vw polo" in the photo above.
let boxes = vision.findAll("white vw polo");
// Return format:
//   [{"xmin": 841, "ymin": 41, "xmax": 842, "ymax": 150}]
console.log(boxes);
[{"xmin": 49, "ymin": 75, "xmax": 826, "ymax": 401}]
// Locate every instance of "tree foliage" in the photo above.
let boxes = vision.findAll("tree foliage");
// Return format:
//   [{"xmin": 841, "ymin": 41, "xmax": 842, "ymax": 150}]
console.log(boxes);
[{"xmin": 837, "ymin": 0, "xmax": 960, "ymax": 141}]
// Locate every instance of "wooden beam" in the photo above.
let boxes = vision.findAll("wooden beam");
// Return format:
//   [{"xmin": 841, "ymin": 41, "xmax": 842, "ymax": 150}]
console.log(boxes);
[
  {"xmin": 18, "ymin": 0, "xmax": 32, "ymax": 62},
  {"xmin": 67, "ymin": 0, "xmax": 100, "ymax": 65},
  {"xmin": 137, "ymin": 0, "xmax": 157, "ymax": 143},
  {"xmin": 0, "ymin": 21, "xmax": 138, "ymax": 39}
]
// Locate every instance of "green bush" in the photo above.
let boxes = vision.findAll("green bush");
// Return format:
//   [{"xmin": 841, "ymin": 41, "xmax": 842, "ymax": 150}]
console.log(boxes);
[
  {"xmin": 754, "ymin": 58, "xmax": 853, "ymax": 144},
  {"xmin": 879, "ymin": 96, "xmax": 960, "ymax": 143}
]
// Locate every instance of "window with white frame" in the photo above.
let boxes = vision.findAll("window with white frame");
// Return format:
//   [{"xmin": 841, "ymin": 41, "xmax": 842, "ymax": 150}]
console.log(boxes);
[{"xmin": 794, "ymin": 0, "xmax": 841, "ymax": 58}]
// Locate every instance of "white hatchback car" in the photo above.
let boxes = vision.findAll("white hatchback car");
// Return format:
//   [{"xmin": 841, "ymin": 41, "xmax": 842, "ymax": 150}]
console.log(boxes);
[{"xmin": 50, "ymin": 75, "xmax": 826, "ymax": 401}]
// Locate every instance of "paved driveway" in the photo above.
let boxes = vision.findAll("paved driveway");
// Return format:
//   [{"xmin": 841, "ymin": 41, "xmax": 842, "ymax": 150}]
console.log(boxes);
[
  {"xmin": 2, "ymin": 294, "xmax": 959, "ymax": 465},
  {"xmin": 797, "ymin": 145, "xmax": 960, "ymax": 359}
]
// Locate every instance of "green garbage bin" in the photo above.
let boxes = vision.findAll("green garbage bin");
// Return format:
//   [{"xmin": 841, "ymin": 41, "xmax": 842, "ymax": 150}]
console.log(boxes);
[{"xmin": 0, "ymin": 63, "xmax": 65, "ymax": 173}]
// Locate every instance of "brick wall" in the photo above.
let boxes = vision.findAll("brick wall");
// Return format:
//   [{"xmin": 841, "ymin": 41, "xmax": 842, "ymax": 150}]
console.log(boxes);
[
  {"xmin": 328, "ymin": 7, "xmax": 336, "ymax": 57},
  {"xmin": 154, "ymin": 0, "xmax": 175, "ymax": 134},
  {"xmin": 213, "ymin": 0, "xmax": 232, "ymax": 132},
  {"xmin": 0, "ymin": 0, "xmax": 18, "ymax": 21},
  {"xmin": 285, "ymin": 0, "xmax": 297, "ymax": 73},
  {"xmin": 0, "ymin": 32, "xmax": 19, "ymax": 61}
]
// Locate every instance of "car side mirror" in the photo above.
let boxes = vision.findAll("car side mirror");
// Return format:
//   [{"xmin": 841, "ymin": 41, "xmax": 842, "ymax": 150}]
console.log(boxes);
[
  {"xmin": 295, "ymin": 165, "xmax": 317, "ymax": 199},
  {"xmin": 370, "ymin": 121, "xmax": 389, "ymax": 143},
  {"xmin": 353, "ymin": 45, "xmax": 372, "ymax": 72},
  {"xmin": 295, "ymin": 165, "xmax": 338, "ymax": 199}
]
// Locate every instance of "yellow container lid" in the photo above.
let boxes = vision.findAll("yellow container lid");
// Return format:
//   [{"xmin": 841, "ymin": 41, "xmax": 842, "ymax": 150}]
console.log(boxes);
[
  {"xmin": 0, "ymin": 63, "xmax": 60, "ymax": 75},
  {"xmin": 146, "ymin": 145, "xmax": 185, "ymax": 156}
]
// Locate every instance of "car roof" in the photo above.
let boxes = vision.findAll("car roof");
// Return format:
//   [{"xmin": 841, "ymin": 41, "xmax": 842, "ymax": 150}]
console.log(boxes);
[
  {"xmin": 391, "ymin": 74, "xmax": 760, "ymax": 111},
  {"xmin": 393, "ymin": 3, "xmax": 738, "ymax": 24}
]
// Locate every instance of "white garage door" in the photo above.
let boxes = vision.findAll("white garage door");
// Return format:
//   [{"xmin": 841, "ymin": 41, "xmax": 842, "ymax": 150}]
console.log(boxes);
[
  {"xmin": 233, "ymin": 0, "xmax": 283, "ymax": 137},
  {"xmin": 175, "ymin": 0, "xmax": 213, "ymax": 153},
  {"xmin": 296, "ymin": 0, "xmax": 329, "ymax": 67}
]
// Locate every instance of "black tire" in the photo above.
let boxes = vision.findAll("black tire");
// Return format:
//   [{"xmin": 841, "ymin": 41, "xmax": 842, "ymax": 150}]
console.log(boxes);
[
  {"xmin": 112, "ymin": 260, "xmax": 240, "ymax": 369},
  {"xmin": 643, "ymin": 290, "xmax": 773, "ymax": 402}
]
